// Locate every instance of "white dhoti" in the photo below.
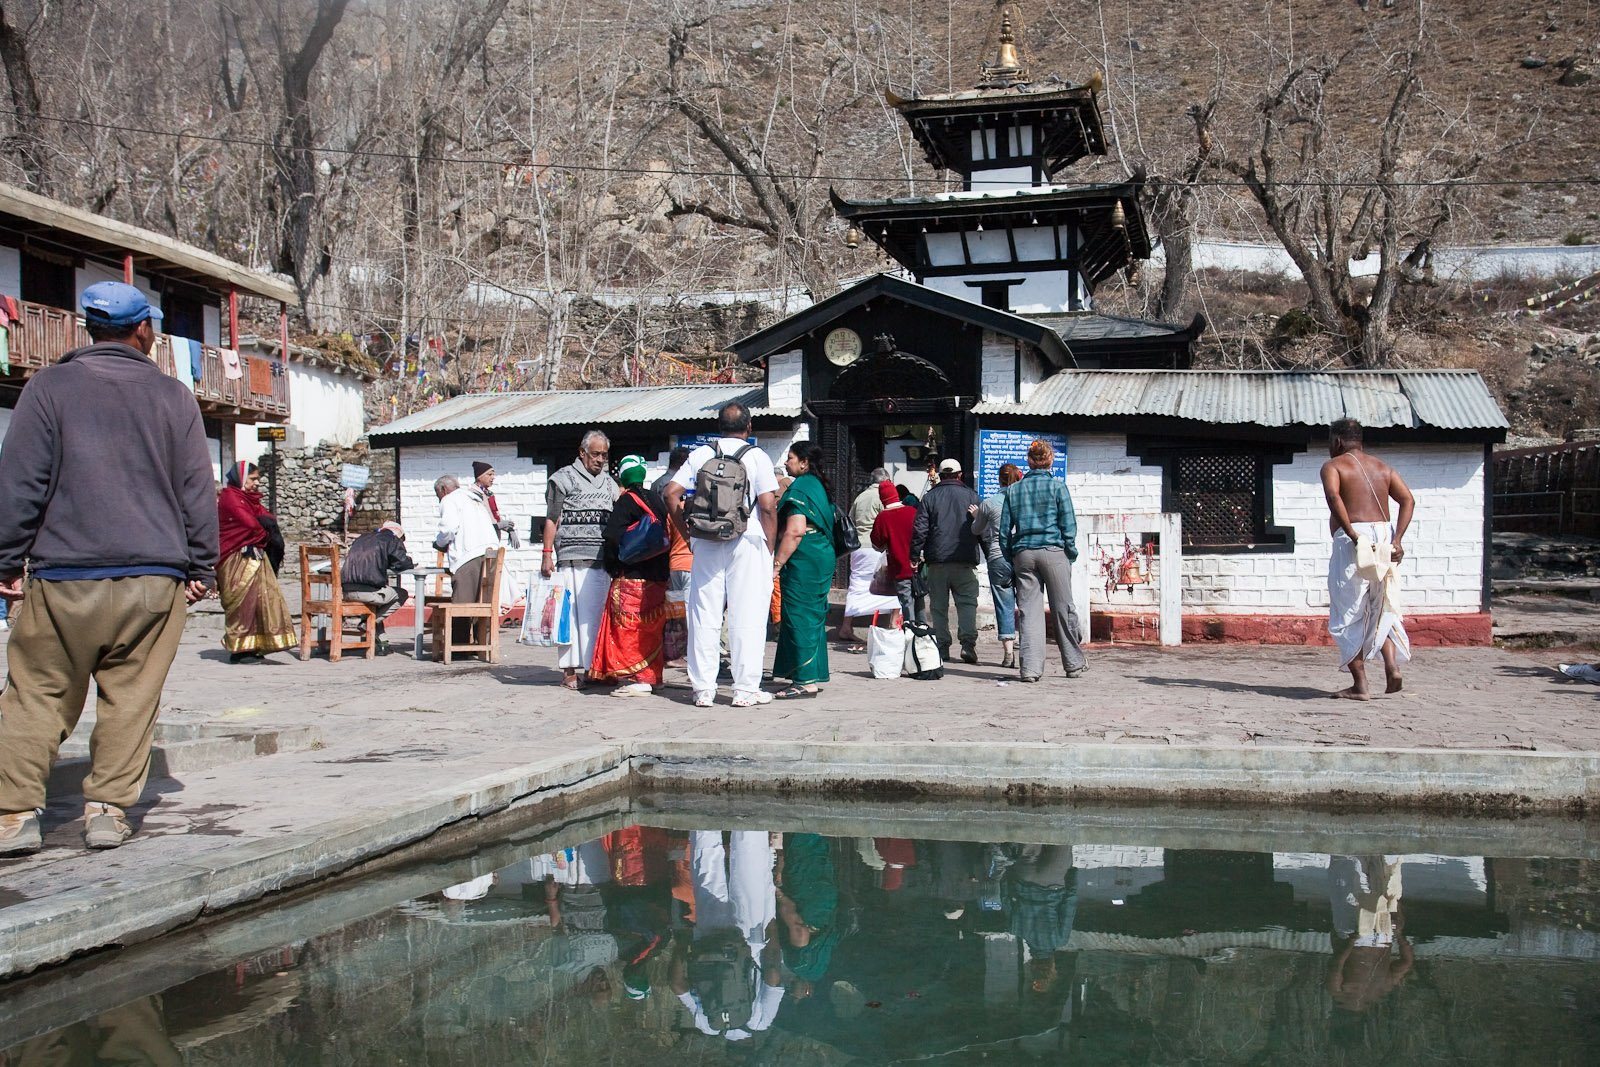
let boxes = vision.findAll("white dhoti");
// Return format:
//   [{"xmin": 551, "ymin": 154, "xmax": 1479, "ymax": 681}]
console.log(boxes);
[
  {"xmin": 844, "ymin": 547, "xmax": 900, "ymax": 619},
  {"xmin": 556, "ymin": 561, "xmax": 609, "ymax": 671},
  {"xmin": 1327, "ymin": 854, "xmax": 1403, "ymax": 946},
  {"xmin": 1328, "ymin": 523, "xmax": 1411, "ymax": 669},
  {"xmin": 686, "ymin": 533, "xmax": 773, "ymax": 699},
  {"xmin": 690, "ymin": 829, "xmax": 776, "ymax": 955}
]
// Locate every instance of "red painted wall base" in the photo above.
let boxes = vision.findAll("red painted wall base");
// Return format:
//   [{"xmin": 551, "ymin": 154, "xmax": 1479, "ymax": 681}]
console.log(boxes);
[{"xmin": 1089, "ymin": 611, "xmax": 1493, "ymax": 647}]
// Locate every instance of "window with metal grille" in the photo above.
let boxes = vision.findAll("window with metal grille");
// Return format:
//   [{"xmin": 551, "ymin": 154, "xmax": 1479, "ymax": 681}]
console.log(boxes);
[{"xmin": 1174, "ymin": 453, "xmax": 1262, "ymax": 548}]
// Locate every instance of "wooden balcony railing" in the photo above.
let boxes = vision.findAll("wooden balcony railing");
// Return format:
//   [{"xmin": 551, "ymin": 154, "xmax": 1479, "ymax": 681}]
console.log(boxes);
[{"xmin": 5, "ymin": 296, "xmax": 289, "ymax": 421}]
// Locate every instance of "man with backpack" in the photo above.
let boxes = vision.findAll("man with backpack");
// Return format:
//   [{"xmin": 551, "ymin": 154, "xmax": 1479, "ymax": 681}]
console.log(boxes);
[
  {"xmin": 663, "ymin": 403, "xmax": 779, "ymax": 708},
  {"xmin": 670, "ymin": 828, "xmax": 784, "ymax": 1040}
]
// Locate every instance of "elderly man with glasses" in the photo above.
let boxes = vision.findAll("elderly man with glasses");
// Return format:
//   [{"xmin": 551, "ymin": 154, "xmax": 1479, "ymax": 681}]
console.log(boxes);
[{"xmin": 543, "ymin": 429, "xmax": 620, "ymax": 690}]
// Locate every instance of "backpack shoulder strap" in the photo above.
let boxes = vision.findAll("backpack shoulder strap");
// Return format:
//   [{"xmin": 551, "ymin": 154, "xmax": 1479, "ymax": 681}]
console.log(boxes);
[
  {"xmin": 629, "ymin": 488, "xmax": 659, "ymax": 523},
  {"xmin": 732, "ymin": 443, "xmax": 755, "ymax": 462}
]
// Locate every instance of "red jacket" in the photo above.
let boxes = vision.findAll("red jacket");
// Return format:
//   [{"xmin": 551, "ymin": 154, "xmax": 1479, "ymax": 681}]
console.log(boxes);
[{"xmin": 871, "ymin": 505, "xmax": 918, "ymax": 580}]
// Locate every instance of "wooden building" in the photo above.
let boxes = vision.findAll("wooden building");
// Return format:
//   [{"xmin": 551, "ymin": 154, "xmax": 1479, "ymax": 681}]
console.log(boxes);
[{"xmin": 0, "ymin": 181, "xmax": 298, "ymax": 477}]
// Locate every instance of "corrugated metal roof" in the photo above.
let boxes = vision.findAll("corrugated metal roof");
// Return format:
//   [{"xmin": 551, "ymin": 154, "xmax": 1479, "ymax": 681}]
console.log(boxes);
[
  {"xmin": 1027, "ymin": 312, "xmax": 1189, "ymax": 343},
  {"xmin": 369, "ymin": 384, "xmax": 791, "ymax": 444},
  {"xmin": 974, "ymin": 370, "xmax": 1508, "ymax": 431}
]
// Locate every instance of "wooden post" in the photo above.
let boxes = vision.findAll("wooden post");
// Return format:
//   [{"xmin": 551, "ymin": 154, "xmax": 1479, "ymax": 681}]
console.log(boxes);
[
  {"xmin": 122, "ymin": 254, "xmax": 133, "ymax": 284},
  {"xmin": 228, "ymin": 288, "xmax": 240, "ymax": 348}
]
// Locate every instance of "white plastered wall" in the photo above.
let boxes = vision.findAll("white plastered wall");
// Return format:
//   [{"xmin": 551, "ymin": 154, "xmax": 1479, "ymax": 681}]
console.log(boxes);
[
  {"xmin": 397, "ymin": 443, "xmax": 546, "ymax": 602},
  {"xmin": 1066, "ymin": 434, "xmax": 1485, "ymax": 616},
  {"xmin": 236, "ymin": 361, "xmax": 368, "ymax": 464}
]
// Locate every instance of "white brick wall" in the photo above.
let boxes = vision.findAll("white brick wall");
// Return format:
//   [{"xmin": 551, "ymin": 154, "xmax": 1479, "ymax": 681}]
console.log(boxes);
[
  {"xmin": 1020, "ymin": 345, "xmax": 1050, "ymax": 402},
  {"xmin": 980, "ymin": 331, "xmax": 1015, "ymax": 404},
  {"xmin": 1064, "ymin": 435, "xmax": 1485, "ymax": 617},
  {"xmin": 767, "ymin": 349, "xmax": 803, "ymax": 409},
  {"xmin": 397, "ymin": 443, "xmax": 547, "ymax": 602}
]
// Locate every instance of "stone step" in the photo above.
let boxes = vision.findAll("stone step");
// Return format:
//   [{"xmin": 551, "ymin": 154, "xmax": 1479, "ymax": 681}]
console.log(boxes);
[{"xmin": 49, "ymin": 723, "xmax": 321, "ymax": 798}]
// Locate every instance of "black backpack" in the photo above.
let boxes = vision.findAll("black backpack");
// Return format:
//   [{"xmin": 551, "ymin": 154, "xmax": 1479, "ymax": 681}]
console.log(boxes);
[
  {"xmin": 686, "ymin": 930, "xmax": 756, "ymax": 1033},
  {"xmin": 686, "ymin": 443, "xmax": 756, "ymax": 541}
]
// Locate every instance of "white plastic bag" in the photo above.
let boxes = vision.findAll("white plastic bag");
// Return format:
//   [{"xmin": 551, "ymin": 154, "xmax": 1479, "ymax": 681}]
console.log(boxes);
[
  {"xmin": 518, "ymin": 574, "xmax": 571, "ymax": 647},
  {"xmin": 867, "ymin": 612, "xmax": 905, "ymax": 679}
]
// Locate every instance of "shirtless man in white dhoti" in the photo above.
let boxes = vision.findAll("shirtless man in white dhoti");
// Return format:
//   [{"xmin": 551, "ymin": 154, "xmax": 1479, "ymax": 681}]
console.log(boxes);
[{"xmin": 1321, "ymin": 418, "xmax": 1415, "ymax": 700}]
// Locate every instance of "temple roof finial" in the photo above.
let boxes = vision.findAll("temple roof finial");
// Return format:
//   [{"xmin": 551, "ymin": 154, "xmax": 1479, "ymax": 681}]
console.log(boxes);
[{"xmin": 978, "ymin": 2, "xmax": 1030, "ymax": 90}]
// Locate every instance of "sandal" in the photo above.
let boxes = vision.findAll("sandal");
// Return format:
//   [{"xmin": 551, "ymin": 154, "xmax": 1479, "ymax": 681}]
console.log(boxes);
[
  {"xmin": 774, "ymin": 685, "xmax": 819, "ymax": 700},
  {"xmin": 837, "ymin": 642, "xmax": 867, "ymax": 654},
  {"xmin": 559, "ymin": 674, "xmax": 584, "ymax": 691}
]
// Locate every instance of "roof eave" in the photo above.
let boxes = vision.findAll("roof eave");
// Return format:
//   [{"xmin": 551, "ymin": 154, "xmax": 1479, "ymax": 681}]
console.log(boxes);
[{"xmin": 0, "ymin": 181, "xmax": 300, "ymax": 305}]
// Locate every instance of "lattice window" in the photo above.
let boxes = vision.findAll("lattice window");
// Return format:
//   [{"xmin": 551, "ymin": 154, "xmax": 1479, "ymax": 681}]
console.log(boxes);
[{"xmin": 1174, "ymin": 453, "xmax": 1261, "ymax": 548}]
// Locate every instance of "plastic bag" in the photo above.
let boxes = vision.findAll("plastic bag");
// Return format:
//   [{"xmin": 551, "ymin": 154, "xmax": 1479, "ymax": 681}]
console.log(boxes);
[
  {"xmin": 867, "ymin": 612, "xmax": 905, "ymax": 679},
  {"xmin": 518, "ymin": 574, "xmax": 572, "ymax": 647}
]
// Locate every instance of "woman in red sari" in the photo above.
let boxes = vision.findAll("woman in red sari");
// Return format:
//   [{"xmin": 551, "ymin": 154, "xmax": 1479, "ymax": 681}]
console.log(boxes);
[
  {"xmin": 590, "ymin": 455, "xmax": 670, "ymax": 696},
  {"xmin": 217, "ymin": 462, "xmax": 295, "ymax": 663}
]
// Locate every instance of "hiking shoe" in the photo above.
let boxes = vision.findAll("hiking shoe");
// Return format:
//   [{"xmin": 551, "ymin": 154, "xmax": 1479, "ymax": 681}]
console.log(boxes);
[
  {"xmin": 612, "ymin": 682, "xmax": 653, "ymax": 698},
  {"xmin": 693, "ymin": 691, "xmax": 717, "ymax": 708},
  {"xmin": 83, "ymin": 802, "xmax": 133, "ymax": 850},
  {"xmin": 960, "ymin": 647, "xmax": 979, "ymax": 665},
  {"xmin": 0, "ymin": 811, "xmax": 41, "ymax": 856},
  {"xmin": 1065, "ymin": 665, "xmax": 1089, "ymax": 679},
  {"xmin": 731, "ymin": 690, "xmax": 773, "ymax": 708},
  {"xmin": 1019, "ymin": 675, "xmax": 1041, "ymax": 684}
]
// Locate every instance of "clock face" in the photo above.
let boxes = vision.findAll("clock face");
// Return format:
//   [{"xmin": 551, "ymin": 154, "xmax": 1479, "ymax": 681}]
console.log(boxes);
[{"xmin": 824, "ymin": 327, "xmax": 862, "ymax": 367}]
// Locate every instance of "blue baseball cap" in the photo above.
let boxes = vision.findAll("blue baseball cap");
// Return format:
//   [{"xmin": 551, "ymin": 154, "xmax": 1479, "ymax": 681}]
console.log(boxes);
[{"xmin": 80, "ymin": 281, "xmax": 163, "ymax": 328}]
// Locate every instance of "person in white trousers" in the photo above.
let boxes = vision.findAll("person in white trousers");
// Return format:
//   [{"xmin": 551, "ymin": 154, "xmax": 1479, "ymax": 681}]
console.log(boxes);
[
  {"xmin": 663, "ymin": 403, "xmax": 779, "ymax": 708},
  {"xmin": 542, "ymin": 430, "xmax": 619, "ymax": 690}
]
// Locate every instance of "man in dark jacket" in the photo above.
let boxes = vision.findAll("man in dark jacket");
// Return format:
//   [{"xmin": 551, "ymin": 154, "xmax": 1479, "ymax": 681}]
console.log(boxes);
[
  {"xmin": 342, "ymin": 522, "xmax": 416, "ymax": 645},
  {"xmin": 911, "ymin": 458, "xmax": 982, "ymax": 664},
  {"xmin": 0, "ymin": 282, "xmax": 216, "ymax": 855}
]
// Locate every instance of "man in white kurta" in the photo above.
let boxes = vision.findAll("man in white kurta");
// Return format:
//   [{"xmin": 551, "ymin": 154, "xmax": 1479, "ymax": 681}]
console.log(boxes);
[
  {"xmin": 542, "ymin": 431, "xmax": 619, "ymax": 689},
  {"xmin": 673, "ymin": 829, "xmax": 783, "ymax": 1040},
  {"xmin": 435, "ymin": 473, "xmax": 501, "ymax": 621},
  {"xmin": 664, "ymin": 403, "xmax": 779, "ymax": 708}
]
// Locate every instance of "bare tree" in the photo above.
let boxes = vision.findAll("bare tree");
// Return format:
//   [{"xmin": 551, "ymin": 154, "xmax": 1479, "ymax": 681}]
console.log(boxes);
[
  {"xmin": 661, "ymin": 3, "xmax": 859, "ymax": 301},
  {"xmin": 0, "ymin": 1, "xmax": 50, "ymax": 191},
  {"xmin": 1194, "ymin": 44, "xmax": 1486, "ymax": 368}
]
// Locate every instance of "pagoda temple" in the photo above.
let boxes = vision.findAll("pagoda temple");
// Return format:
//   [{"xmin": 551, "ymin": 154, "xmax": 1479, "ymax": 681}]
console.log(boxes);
[{"xmin": 371, "ymin": 1, "xmax": 1505, "ymax": 648}]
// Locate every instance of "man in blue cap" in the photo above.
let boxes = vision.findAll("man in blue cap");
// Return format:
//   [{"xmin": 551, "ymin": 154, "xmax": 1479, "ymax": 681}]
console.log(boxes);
[{"xmin": 0, "ymin": 281, "xmax": 217, "ymax": 855}]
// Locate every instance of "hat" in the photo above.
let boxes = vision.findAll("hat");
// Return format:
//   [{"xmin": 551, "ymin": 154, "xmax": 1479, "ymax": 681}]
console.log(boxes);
[
  {"xmin": 622, "ymin": 962, "xmax": 651, "ymax": 1001},
  {"xmin": 380, "ymin": 521, "xmax": 406, "ymax": 539},
  {"xmin": 938, "ymin": 458, "xmax": 962, "ymax": 475},
  {"xmin": 80, "ymin": 281, "xmax": 162, "ymax": 328},
  {"xmin": 471, "ymin": 461, "xmax": 494, "ymax": 479},
  {"xmin": 878, "ymin": 480, "xmax": 898, "ymax": 505},
  {"xmin": 618, "ymin": 454, "xmax": 648, "ymax": 486}
]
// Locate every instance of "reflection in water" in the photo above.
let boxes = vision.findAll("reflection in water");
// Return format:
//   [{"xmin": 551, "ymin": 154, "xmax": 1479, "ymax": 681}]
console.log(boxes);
[{"xmin": 5, "ymin": 829, "xmax": 1600, "ymax": 1065}]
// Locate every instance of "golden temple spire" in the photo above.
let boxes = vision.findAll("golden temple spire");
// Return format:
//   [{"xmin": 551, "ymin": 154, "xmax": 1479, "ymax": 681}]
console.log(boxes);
[{"xmin": 977, "ymin": 2, "xmax": 1030, "ymax": 89}]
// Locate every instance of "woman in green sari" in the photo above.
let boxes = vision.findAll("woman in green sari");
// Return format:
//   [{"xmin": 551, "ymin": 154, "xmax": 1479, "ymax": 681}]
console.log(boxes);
[{"xmin": 771, "ymin": 443, "xmax": 834, "ymax": 698}]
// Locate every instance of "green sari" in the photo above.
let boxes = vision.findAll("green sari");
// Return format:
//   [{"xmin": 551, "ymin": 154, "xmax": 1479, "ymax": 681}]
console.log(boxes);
[{"xmin": 773, "ymin": 471, "xmax": 833, "ymax": 685}]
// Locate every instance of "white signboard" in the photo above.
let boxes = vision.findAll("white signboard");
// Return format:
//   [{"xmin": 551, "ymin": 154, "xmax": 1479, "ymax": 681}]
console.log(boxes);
[{"xmin": 340, "ymin": 464, "xmax": 371, "ymax": 490}]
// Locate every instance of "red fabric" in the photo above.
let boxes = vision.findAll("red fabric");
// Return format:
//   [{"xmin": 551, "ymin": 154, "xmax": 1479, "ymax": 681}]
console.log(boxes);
[
  {"xmin": 871, "ymin": 506, "xmax": 918, "ymax": 580},
  {"xmin": 603, "ymin": 825, "xmax": 673, "ymax": 886},
  {"xmin": 875, "ymin": 838, "xmax": 917, "ymax": 891},
  {"xmin": 217, "ymin": 486, "xmax": 272, "ymax": 560},
  {"xmin": 485, "ymin": 491, "xmax": 502, "ymax": 524},
  {"xmin": 589, "ymin": 577, "xmax": 669, "ymax": 685}
]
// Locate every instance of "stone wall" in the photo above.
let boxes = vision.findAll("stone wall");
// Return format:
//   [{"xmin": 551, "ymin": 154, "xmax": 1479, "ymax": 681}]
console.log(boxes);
[{"xmin": 257, "ymin": 440, "xmax": 397, "ymax": 540}]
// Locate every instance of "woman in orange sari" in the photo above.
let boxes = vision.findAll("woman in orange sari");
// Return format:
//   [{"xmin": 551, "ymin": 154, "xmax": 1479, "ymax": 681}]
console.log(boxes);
[
  {"xmin": 590, "ymin": 455, "xmax": 670, "ymax": 696},
  {"xmin": 216, "ymin": 462, "xmax": 296, "ymax": 663}
]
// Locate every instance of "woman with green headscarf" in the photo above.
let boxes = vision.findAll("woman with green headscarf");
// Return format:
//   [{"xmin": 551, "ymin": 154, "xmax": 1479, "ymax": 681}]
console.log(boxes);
[
  {"xmin": 771, "ymin": 443, "xmax": 834, "ymax": 698},
  {"xmin": 591, "ymin": 455, "xmax": 671, "ymax": 696}
]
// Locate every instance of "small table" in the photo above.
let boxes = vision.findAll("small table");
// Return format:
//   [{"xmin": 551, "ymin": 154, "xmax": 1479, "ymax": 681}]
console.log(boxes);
[{"xmin": 403, "ymin": 567, "xmax": 452, "ymax": 660}]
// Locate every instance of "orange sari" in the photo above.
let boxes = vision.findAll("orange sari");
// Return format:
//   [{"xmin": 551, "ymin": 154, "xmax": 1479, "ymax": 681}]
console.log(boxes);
[{"xmin": 589, "ymin": 577, "xmax": 668, "ymax": 686}]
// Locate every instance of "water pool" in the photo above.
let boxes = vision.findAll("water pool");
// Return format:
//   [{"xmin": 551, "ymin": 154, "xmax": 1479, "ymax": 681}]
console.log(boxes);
[{"xmin": 3, "ymin": 804, "xmax": 1597, "ymax": 1064}]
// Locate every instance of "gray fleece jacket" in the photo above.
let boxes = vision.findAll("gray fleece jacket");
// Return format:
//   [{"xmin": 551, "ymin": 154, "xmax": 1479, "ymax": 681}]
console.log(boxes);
[{"xmin": 0, "ymin": 341, "xmax": 218, "ymax": 583}]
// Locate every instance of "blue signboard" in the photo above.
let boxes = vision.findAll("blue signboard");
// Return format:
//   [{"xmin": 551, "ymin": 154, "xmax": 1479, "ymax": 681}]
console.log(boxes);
[
  {"xmin": 675, "ymin": 433, "xmax": 758, "ymax": 451},
  {"xmin": 976, "ymin": 429, "xmax": 1068, "ymax": 497}
]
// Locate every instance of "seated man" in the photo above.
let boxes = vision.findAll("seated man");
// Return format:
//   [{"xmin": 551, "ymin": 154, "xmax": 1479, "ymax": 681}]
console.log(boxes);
[{"xmin": 341, "ymin": 522, "xmax": 415, "ymax": 646}]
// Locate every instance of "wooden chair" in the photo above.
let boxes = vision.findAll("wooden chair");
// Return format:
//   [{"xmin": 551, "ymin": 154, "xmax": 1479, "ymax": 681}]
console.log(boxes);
[
  {"xmin": 299, "ymin": 544, "xmax": 376, "ymax": 662},
  {"xmin": 430, "ymin": 547, "xmax": 506, "ymax": 664}
]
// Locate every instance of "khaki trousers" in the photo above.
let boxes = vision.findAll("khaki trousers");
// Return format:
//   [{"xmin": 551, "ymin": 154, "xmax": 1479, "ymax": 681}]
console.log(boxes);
[
  {"xmin": 0, "ymin": 576, "xmax": 188, "ymax": 813},
  {"xmin": 1013, "ymin": 547, "xmax": 1088, "ymax": 679}
]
